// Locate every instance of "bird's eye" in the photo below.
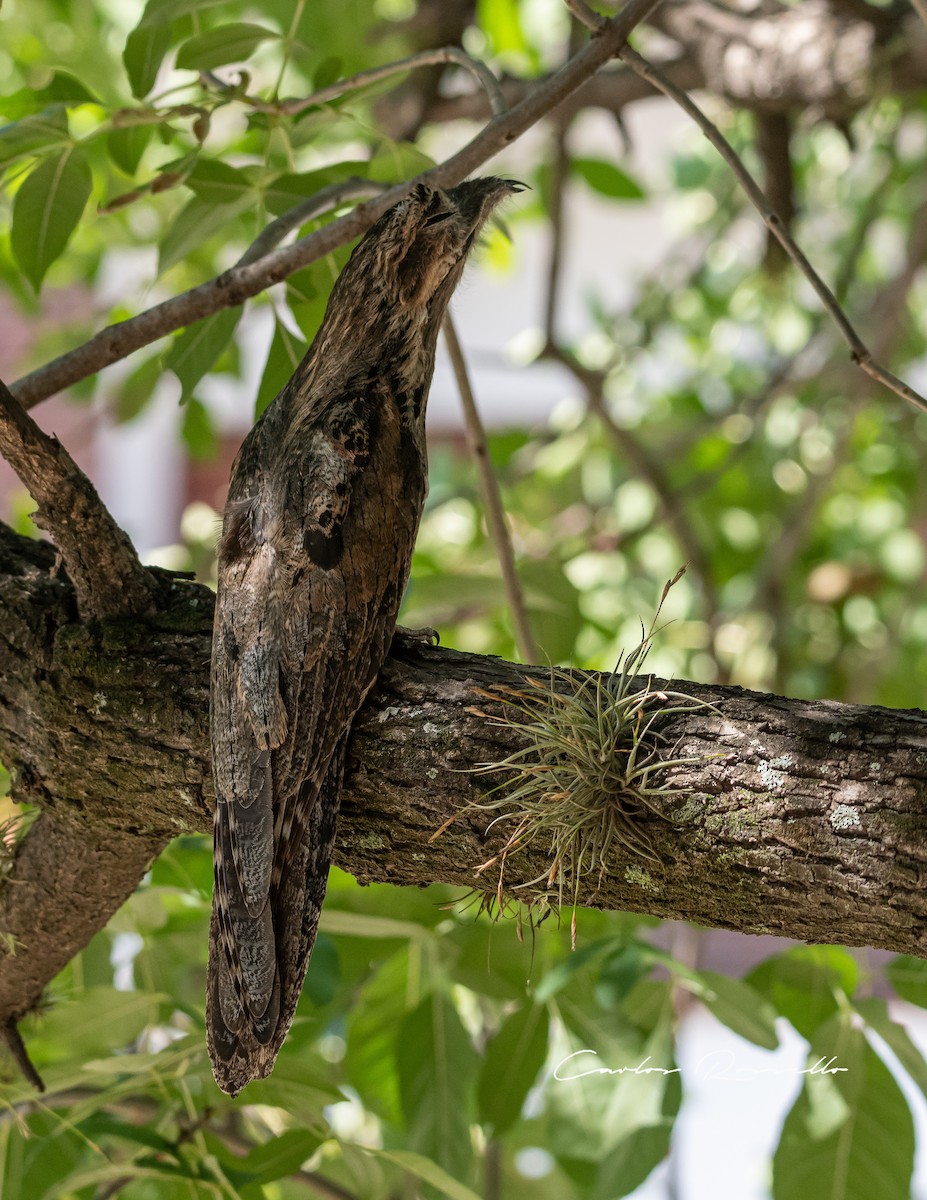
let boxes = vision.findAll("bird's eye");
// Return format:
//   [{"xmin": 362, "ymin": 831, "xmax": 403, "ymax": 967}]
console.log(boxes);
[{"xmin": 423, "ymin": 210, "xmax": 451, "ymax": 227}]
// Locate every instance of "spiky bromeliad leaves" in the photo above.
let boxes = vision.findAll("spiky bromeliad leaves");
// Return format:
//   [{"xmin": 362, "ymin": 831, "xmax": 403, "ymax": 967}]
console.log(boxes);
[
  {"xmin": 447, "ymin": 589, "xmax": 715, "ymax": 940},
  {"xmin": 207, "ymin": 177, "xmax": 523, "ymax": 1096}
]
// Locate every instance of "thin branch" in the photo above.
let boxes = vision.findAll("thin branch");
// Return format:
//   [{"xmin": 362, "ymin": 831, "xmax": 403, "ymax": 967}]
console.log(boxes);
[
  {"xmin": 0, "ymin": 376, "xmax": 154, "ymax": 618},
  {"xmin": 443, "ymin": 314, "xmax": 540, "ymax": 665},
  {"xmin": 11, "ymin": 0, "xmax": 664, "ymax": 410},
  {"xmin": 913, "ymin": 0, "xmax": 927, "ymax": 31},
  {"xmin": 1, "ymin": 1021, "xmax": 45, "ymax": 1093},
  {"xmin": 272, "ymin": 46, "xmax": 508, "ymax": 119},
  {"xmin": 618, "ymin": 46, "xmax": 927, "ymax": 416},
  {"xmin": 236, "ymin": 178, "xmax": 388, "ymax": 267},
  {"xmin": 564, "ymin": 0, "xmax": 607, "ymax": 32}
]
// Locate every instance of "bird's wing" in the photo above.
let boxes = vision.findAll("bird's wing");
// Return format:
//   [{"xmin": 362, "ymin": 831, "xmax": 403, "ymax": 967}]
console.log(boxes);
[{"xmin": 208, "ymin": 412, "xmax": 372, "ymax": 1091}]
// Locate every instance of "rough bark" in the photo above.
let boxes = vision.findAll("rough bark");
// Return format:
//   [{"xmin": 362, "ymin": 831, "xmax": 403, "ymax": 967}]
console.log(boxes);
[{"xmin": 3, "ymin": 523, "xmax": 927, "ymax": 1044}]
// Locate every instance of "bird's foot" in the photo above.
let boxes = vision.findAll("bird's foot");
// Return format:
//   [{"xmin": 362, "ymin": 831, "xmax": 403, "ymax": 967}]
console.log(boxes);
[{"xmin": 391, "ymin": 625, "xmax": 440, "ymax": 658}]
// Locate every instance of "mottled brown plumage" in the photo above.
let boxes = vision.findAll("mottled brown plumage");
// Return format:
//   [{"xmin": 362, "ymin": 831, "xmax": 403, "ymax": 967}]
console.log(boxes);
[{"xmin": 207, "ymin": 177, "xmax": 521, "ymax": 1095}]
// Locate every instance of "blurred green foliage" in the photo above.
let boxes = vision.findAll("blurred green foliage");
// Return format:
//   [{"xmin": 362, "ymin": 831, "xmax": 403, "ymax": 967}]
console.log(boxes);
[{"xmin": 3, "ymin": 0, "xmax": 927, "ymax": 1197}]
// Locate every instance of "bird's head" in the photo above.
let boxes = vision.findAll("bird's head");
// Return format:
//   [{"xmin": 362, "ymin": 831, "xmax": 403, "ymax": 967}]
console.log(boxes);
[{"xmin": 342, "ymin": 176, "xmax": 526, "ymax": 314}]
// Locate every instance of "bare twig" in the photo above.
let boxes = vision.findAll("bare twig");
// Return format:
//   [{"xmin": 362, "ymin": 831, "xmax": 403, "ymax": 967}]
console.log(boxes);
[
  {"xmin": 12, "ymin": 0, "xmax": 663, "ymax": 410},
  {"xmin": 1, "ymin": 1021, "xmax": 45, "ymax": 1093},
  {"xmin": 564, "ymin": 0, "xmax": 607, "ymax": 32},
  {"xmin": 443, "ymin": 314, "xmax": 540, "ymax": 664},
  {"xmin": 272, "ymin": 46, "xmax": 508, "ymax": 119},
  {"xmin": 0, "ymin": 376, "xmax": 154, "ymax": 618},
  {"xmin": 237, "ymin": 178, "xmax": 388, "ymax": 267},
  {"xmin": 618, "ymin": 46, "xmax": 927, "ymax": 416},
  {"xmin": 913, "ymin": 0, "xmax": 927, "ymax": 30}
]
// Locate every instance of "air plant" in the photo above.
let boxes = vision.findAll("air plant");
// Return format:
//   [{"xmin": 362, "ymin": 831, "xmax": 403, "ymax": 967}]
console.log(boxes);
[{"xmin": 438, "ymin": 571, "xmax": 717, "ymax": 943}]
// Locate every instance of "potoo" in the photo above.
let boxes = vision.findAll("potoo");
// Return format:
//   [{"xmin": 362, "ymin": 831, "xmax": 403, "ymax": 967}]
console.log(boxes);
[{"xmin": 207, "ymin": 177, "xmax": 522, "ymax": 1095}]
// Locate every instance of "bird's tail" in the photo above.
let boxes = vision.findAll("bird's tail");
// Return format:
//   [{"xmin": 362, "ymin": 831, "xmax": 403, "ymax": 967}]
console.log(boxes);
[{"xmin": 206, "ymin": 741, "xmax": 347, "ymax": 1096}]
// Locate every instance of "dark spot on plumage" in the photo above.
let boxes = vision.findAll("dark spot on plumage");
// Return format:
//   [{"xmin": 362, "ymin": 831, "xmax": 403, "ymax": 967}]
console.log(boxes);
[
  {"xmin": 292, "ymin": 567, "xmax": 304, "ymax": 586},
  {"xmin": 335, "ymin": 482, "xmax": 348, "ymax": 498},
  {"xmin": 304, "ymin": 525, "xmax": 343, "ymax": 569},
  {"xmin": 318, "ymin": 510, "xmax": 333, "ymax": 529},
  {"xmin": 411, "ymin": 384, "xmax": 425, "ymax": 417}
]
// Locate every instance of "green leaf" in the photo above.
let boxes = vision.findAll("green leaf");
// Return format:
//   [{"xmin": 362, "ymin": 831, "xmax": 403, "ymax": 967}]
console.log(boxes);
[
  {"xmin": 446, "ymin": 920, "xmax": 535, "ymax": 1000},
  {"xmin": 344, "ymin": 949, "xmax": 413, "ymax": 1125},
  {"xmin": 886, "ymin": 954, "xmax": 927, "ymax": 1007},
  {"xmin": 167, "ymin": 308, "xmax": 240, "ymax": 402},
  {"xmin": 573, "ymin": 157, "xmax": 646, "ymax": 200},
  {"xmin": 592, "ymin": 1124, "xmax": 673, "ymax": 1200},
  {"xmin": 0, "ymin": 107, "xmax": 69, "ymax": 167},
  {"xmin": 0, "ymin": 73, "xmax": 99, "ymax": 121},
  {"xmin": 255, "ymin": 318, "xmax": 307, "ymax": 418},
  {"xmin": 396, "ymin": 993, "xmax": 479, "ymax": 1183},
  {"xmin": 535, "ymin": 939, "xmax": 615, "ymax": 1001},
  {"xmin": 856, "ymin": 996, "xmax": 927, "ymax": 1099},
  {"xmin": 107, "ymin": 125, "xmax": 153, "ymax": 176},
  {"xmin": 139, "ymin": 0, "xmax": 228, "ymax": 25},
  {"xmin": 261, "ymin": 163, "xmax": 370, "ymax": 216},
  {"xmin": 185, "ymin": 159, "xmax": 253, "ymax": 205},
  {"xmin": 746, "ymin": 946, "xmax": 858, "ymax": 1039},
  {"xmin": 476, "ymin": 0, "xmax": 539, "ymax": 69},
  {"xmin": 772, "ymin": 1012, "xmax": 915, "ymax": 1200},
  {"xmin": 693, "ymin": 969, "xmax": 779, "ymax": 1050},
  {"xmin": 313, "ymin": 55, "xmax": 343, "ymax": 90},
  {"xmin": 240, "ymin": 1129, "xmax": 324, "ymax": 1184},
  {"xmin": 367, "ymin": 1150, "xmax": 483, "ymax": 1200},
  {"xmin": 11, "ymin": 147, "xmax": 92, "ymax": 291},
  {"xmin": 367, "ymin": 141, "xmax": 435, "ymax": 184},
  {"xmin": 176, "ymin": 23, "xmax": 279, "ymax": 72},
  {"xmin": 477, "ymin": 1002, "xmax": 549, "ymax": 1135},
  {"xmin": 27, "ymin": 986, "xmax": 165, "ymax": 1065},
  {"xmin": 115, "ymin": 354, "xmax": 163, "ymax": 424},
  {"xmin": 124, "ymin": 20, "xmax": 172, "ymax": 99},
  {"xmin": 319, "ymin": 910, "xmax": 428, "ymax": 940},
  {"xmin": 158, "ymin": 194, "xmax": 252, "ymax": 273},
  {"xmin": 596, "ymin": 944, "xmax": 650, "ymax": 1008},
  {"xmin": 180, "ymin": 396, "xmax": 217, "ymax": 460}
]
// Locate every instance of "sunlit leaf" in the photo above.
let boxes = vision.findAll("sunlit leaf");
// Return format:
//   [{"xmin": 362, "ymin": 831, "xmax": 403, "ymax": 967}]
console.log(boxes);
[
  {"xmin": 773, "ymin": 1013, "xmax": 914, "ymax": 1200},
  {"xmin": 11, "ymin": 147, "xmax": 92, "ymax": 290},
  {"xmin": 107, "ymin": 124, "xmax": 153, "ymax": 176},
  {"xmin": 0, "ymin": 106, "xmax": 68, "ymax": 167},
  {"xmin": 158, "ymin": 194, "xmax": 252, "ymax": 273},
  {"xmin": 167, "ymin": 308, "xmax": 240, "ymax": 402},
  {"xmin": 185, "ymin": 159, "xmax": 253, "ymax": 205},
  {"xmin": 886, "ymin": 954, "xmax": 927, "ymax": 1008},
  {"xmin": 123, "ymin": 20, "xmax": 172, "ymax": 99},
  {"xmin": 397, "ymin": 993, "xmax": 479, "ymax": 1182},
  {"xmin": 477, "ymin": 1002, "xmax": 549, "ymax": 1134},
  {"xmin": 692, "ymin": 969, "xmax": 779, "ymax": 1050},
  {"xmin": 368, "ymin": 1149, "xmax": 483, "ymax": 1200},
  {"xmin": 255, "ymin": 318, "xmax": 307, "ymax": 418},
  {"xmin": 176, "ymin": 23, "xmax": 279, "ymax": 72},
  {"xmin": 573, "ymin": 156, "xmax": 646, "ymax": 200},
  {"xmin": 180, "ymin": 396, "xmax": 217, "ymax": 460}
]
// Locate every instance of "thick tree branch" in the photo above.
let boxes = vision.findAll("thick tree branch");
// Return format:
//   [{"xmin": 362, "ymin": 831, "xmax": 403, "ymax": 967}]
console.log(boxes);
[
  {"xmin": 11, "ymin": 0, "xmax": 662, "ymax": 411},
  {"xmin": 0, "ymin": 377, "xmax": 154, "ymax": 619},
  {"xmin": 3, "ymin": 524, "xmax": 927, "ymax": 1075}
]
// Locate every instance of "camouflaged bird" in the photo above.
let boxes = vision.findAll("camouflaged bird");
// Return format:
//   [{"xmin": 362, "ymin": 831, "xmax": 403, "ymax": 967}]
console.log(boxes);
[{"xmin": 207, "ymin": 176, "xmax": 522, "ymax": 1095}]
